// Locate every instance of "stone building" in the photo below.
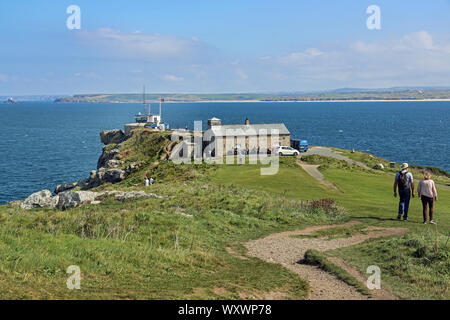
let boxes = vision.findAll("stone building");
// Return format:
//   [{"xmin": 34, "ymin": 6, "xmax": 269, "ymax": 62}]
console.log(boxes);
[{"xmin": 205, "ymin": 117, "xmax": 290, "ymax": 156}]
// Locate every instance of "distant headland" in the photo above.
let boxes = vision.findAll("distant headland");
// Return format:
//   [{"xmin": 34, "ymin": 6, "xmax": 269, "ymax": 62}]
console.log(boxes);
[
  {"xmin": 4, "ymin": 97, "xmax": 17, "ymax": 104},
  {"xmin": 53, "ymin": 87, "xmax": 450, "ymax": 103}
]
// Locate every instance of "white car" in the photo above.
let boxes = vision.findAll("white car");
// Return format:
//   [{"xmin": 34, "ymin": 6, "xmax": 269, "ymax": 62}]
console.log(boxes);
[{"xmin": 275, "ymin": 146, "xmax": 299, "ymax": 156}]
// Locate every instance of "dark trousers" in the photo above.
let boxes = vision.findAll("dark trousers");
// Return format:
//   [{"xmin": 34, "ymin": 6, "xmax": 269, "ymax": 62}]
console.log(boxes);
[
  {"xmin": 421, "ymin": 196, "xmax": 434, "ymax": 221},
  {"xmin": 398, "ymin": 189, "xmax": 411, "ymax": 220}
]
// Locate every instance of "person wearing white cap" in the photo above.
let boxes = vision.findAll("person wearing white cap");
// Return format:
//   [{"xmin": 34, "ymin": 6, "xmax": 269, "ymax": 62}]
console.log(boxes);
[{"xmin": 393, "ymin": 163, "xmax": 414, "ymax": 221}]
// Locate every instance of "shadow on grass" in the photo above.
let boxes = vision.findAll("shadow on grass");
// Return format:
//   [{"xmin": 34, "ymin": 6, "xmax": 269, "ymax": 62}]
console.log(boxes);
[
  {"xmin": 352, "ymin": 216, "xmax": 398, "ymax": 222},
  {"xmin": 352, "ymin": 216, "xmax": 424, "ymax": 224}
]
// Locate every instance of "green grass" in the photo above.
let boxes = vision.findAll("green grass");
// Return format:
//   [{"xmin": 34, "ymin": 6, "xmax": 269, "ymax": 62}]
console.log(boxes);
[
  {"xmin": 330, "ymin": 147, "xmax": 450, "ymax": 185},
  {"xmin": 210, "ymin": 153, "xmax": 450, "ymax": 300},
  {"xmin": 1, "ymin": 130, "xmax": 449, "ymax": 299},
  {"xmin": 213, "ymin": 157, "xmax": 329, "ymax": 200},
  {"xmin": 328, "ymin": 232, "xmax": 450, "ymax": 299},
  {"xmin": 303, "ymin": 249, "xmax": 371, "ymax": 296},
  {"xmin": 0, "ymin": 174, "xmax": 343, "ymax": 299}
]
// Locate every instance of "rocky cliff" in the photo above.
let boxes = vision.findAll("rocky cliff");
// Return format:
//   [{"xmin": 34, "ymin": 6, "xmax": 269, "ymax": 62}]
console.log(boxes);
[{"xmin": 13, "ymin": 128, "xmax": 173, "ymax": 211}]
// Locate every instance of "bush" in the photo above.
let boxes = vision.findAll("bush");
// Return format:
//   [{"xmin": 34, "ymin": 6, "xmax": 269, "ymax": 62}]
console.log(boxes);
[{"xmin": 300, "ymin": 198, "xmax": 346, "ymax": 220}]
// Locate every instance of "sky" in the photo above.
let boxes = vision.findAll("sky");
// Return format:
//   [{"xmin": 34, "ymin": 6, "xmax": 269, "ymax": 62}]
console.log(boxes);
[{"xmin": 0, "ymin": 0, "xmax": 449, "ymax": 95}]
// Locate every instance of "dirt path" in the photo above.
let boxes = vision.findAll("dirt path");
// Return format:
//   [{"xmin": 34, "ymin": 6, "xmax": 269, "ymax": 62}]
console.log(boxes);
[
  {"xmin": 302, "ymin": 147, "xmax": 371, "ymax": 169},
  {"xmin": 437, "ymin": 184, "xmax": 450, "ymax": 190},
  {"xmin": 297, "ymin": 146, "xmax": 370, "ymax": 188},
  {"xmin": 244, "ymin": 221, "xmax": 407, "ymax": 300},
  {"xmin": 297, "ymin": 160, "xmax": 339, "ymax": 190}
]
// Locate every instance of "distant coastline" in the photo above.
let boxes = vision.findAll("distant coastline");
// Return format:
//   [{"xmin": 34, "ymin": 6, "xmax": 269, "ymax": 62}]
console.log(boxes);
[
  {"xmin": 53, "ymin": 98, "xmax": 450, "ymax": 104},
  {"xmin": 53, "ymin": 88, "xmax": 450, "ymax": 104}
]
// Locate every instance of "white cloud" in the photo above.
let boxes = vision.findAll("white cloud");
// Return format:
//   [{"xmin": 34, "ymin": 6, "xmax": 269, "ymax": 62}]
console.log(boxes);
[
  {"xmin": 236, "ymin": 69, "xmax": 248, "ymax": 80},
  {"xmin": 0, "ymin": 74, "xmax": 8, "ymax": 83},
  {"xmin": 73, "ymin": 72, "xmax": 101, "ymax": 79},
  {"xmin": 17, "ymin": 29, "xmax": 447, "ymax": 93},
  {"xmin": 79, "ymin": 28, "xmax": 212, "ymax": 60},
  {"xmin": 262, "ymin": 31, "xmax": 450, "ymax": 89},
  {"xmin": 401, "ymin": 31, "xmax": 434, "ymax": 50},
  {"xmin": 162, "ymin": 74, "xmax": 184, "ymax": 82},
  {"xmin": 276, "ymin": 48, "xmax": 324, "ymax": 65},
  {"xmin": 351, "ymin": 41, "xmax": 387, "ymax": 53}
]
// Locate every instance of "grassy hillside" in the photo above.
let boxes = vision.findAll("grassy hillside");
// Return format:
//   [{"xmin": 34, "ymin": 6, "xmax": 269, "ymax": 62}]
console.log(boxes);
[
  {"xmin": 214, "ymin": 155, "xmax": 450, "ymax": 299},
  {"xmin": 54, "ymin": 89, "xmax": 450, "ymax": 103},
  {"xmin": 0, "ymin": 129, "xmax": 448, "ymax": 299}
]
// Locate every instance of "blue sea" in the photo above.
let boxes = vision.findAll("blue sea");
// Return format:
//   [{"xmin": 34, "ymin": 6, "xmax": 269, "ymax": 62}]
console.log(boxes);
[{"xmin": 0, "ymin": 101, "xmax": 449, "ymax": 204}]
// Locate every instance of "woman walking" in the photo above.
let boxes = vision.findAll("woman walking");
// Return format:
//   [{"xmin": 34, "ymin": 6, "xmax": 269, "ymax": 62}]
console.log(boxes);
[{"xmin": 417, "ymin": 171, "xmax": 438, "ymax": 224}]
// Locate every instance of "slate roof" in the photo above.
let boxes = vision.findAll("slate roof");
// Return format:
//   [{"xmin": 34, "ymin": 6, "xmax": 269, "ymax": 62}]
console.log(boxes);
[{"xmin": 209, "ymin": 123, "xmax": 290, "ymax": 136}]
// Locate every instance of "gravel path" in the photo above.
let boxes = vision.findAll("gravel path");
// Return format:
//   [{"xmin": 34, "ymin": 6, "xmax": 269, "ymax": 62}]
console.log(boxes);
[
  {"xmin": 297, "ymin": 146, "xmax": 370, "ymax": 187},
  {"xmin": 301, "ymin": 147, "xmax": 371, "ymax": 169},
  {"xmin": 296, "ymin": 160, "xmax": 339, "ymax": 190},
  {"xmin": 299, "ymin": 147, "xmax": 450, "ymax": 190},
  {"xmin": 245, "ymin": 221, "xmax": 407, "ymax": 300}
]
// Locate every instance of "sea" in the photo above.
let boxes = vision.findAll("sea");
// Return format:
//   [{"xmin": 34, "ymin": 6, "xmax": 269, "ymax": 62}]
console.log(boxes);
[{"xmin": 0, "ymin": 101, "xmax": 449, "ymax": 204}]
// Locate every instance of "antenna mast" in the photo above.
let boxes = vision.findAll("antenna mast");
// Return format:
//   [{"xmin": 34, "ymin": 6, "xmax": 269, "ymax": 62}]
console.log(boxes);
[
  {"xmin": 143, "ymin": 85, "xmax": 146, "ymax": 114},
  {"xmin": 159, "ymin": 96, "xmax": 162, "ymax": 121},
  {"xmin": 142, "ymin": 85, "xmax": 150, "ymax": 118}
]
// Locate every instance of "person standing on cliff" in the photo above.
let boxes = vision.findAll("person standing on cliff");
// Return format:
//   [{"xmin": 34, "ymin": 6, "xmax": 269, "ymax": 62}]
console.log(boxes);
[{"xmin": 394, "ymin": 163, "xmax": 415, "ymax": 221}]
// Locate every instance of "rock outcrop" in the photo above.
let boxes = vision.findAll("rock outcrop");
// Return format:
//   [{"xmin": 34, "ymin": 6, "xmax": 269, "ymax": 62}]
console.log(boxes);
[
  {"xmin": 99, "ymin": 190, "xmax": 164, "ymax": 201},
  {"xmin": 54, "ymin": 182, "xmax": 77, "ymax": 194},
  {"xmin": 101, "ymin": 168, "xmax": 127, "ymax": 184},
  {"xmin": 76, "ymin": 167, "xmax": 130, "ymax": 191},
  {"xmin": 20, "ymin": 129, "xmax": 150, "ymax": 208},
  {"xmin": 15, "ymin": 128, "xmax": 172, "ymax": 211},
  {"xmin": 65, "ymin": 132, "xmax": 140, "ymax": 191},
  {"xmin": 55, "ymin": 190, "xmax": 163, "ymax": 210},
  {"xmin": 104, "ymin": 159, "xmax": 122, "ymax": 169},
  {"xmin": 97, "ymin": 146, "xmax": 121, "ymax": 169},
  {"xmin": 100, "ymin": 129, "xmax": 126, "ymax": 145},
  {"xmin": 19, "ymin": 189, "xmax": 164, "ymax": 211},
  {"xmin": 58, "ymin": 190, "xmax": 99, "ymax": 211},
  {"xmin": 373, "ymin": 163, "xmax": 385, "ymax": 170},
  {"xmin": 20, "ymin": 190, "xmax": 59, "ymax": 210}
]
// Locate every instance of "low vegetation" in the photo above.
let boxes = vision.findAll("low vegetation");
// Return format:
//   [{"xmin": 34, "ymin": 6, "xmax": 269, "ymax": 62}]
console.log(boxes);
[
  {"xmin": 331, "ymin": 147, "xmax": 450, "ymax": 184},
  {"xmin": 301, "ymin": 154, "xmax": 370, "ymax": 173},
  {"xmin": 330, "ymin": 232, "xmax": 450, "ymax": 299}
]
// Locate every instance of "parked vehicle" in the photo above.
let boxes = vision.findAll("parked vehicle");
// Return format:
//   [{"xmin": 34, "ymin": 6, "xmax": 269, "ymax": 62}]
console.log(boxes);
[
  {"xmin": 291, "ymin": 139, "xmax": 309, "ymax": 152},
  {"xmin": 275, "ymin": 146, "xmax": 299, "ymax": 156}
]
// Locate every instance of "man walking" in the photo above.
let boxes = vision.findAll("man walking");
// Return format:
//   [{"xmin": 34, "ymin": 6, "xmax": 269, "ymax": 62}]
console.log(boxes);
[{"xmin": 394, "ymin": 163, "xmax": 414, "ymax": 221}]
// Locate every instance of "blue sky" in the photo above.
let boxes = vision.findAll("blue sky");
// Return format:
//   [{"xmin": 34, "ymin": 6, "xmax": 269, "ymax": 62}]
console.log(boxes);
[{"xmin": 0, "ymin": 1, "xmax": 449, "ymax": 95}]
